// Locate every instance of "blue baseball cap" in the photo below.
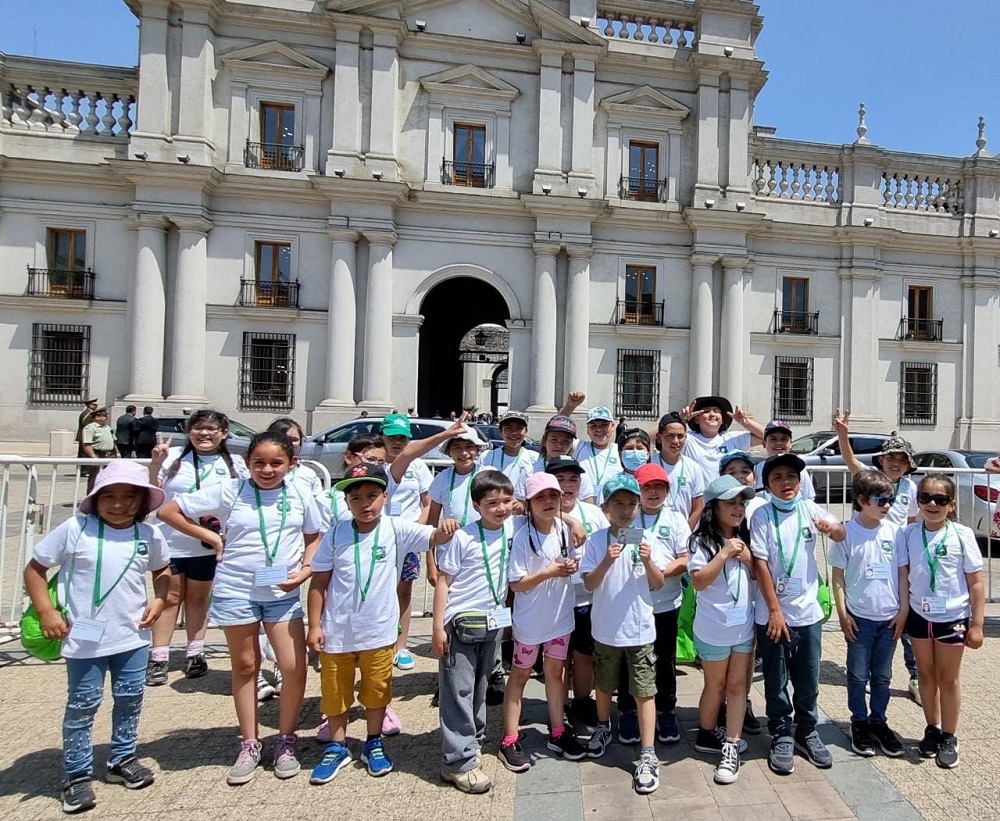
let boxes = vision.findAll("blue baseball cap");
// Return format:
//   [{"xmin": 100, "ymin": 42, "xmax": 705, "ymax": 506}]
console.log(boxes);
[
  {"xmin": 587, "ymin": 405, "xmax": 615, "ymax": 423},
  {"xmin": 602, "ymin": 473, "xmax": 640, "ymax": 502},
  {"xmin": 719, "ymin": 450, "xmax": 755, "ymax": 472}
]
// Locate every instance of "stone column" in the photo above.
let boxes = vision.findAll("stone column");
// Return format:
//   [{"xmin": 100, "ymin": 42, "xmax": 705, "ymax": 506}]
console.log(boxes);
[
  {"xmin": 535, "ymin": 50, "xmax": 563, "ymax": 176},
  {"xmin": 320, "ymin": 229, "xmax": 359, "ymax": 407},
  {"xmin": 569, "ymin": 57, "xmax": 595, "ymax": 190},
  {"xmin": 361, "ymin": 231, "xmax": 396, "ymax": 407},
  {"xmin": 727, "ymin": 77, "xmax": 752, "ymax": 194},
  {"xmin": 718, "ymin": 257, "xmax": 747, "ymax": 402},
  {"xmin": 845, "ymin": 268, "xmax": 882, "ymax": 423},
  {"xmin": 688, "ymin": 254, "xmax": 716, "ymax": 398},
  {"xmin": 175, "ymin": 2, "xmax": 214, "ymax": 161},
  {"xmin": 564, "ymin": 247, "xmax": 592, "ymax": 398},
  {"xmin": 694, "ymin": 71, "xmax": 721, "ymax": 203},
  {"xmin": 529, "ymin": 243, "xmax": 560, "ymax": 410},
  {"xmin": 126, "ymin": 216, "xmax": 169, "ymax": 400},
  {"xmin": 329, "ymin": 23, "xmax": 362, "ymax": 170},
  {"xmin": 167, "ymin": 217, "xmax": 211, "ymax": 402},
  {"xmin": 958, "ymin": 266, "xmax": 1000, "ymax": 446},
  {"xmin": 368, "ymin": 31, "xmax": 399, "ymax": 177},
  {"xmin": 133, "ymin": 0, "xmax": 169, "ymax": 139}
]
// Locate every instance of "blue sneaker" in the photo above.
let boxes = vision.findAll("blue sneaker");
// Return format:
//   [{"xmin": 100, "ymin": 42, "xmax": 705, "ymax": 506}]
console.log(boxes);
[
  {"xmin": 394, "ymin": 649, "xmax": 415, "ymax": 671},
  {"xmin": 361, "ymin": 738, "xmax": 393, "ymax": 777},
  {"xmin": 309, "ymin": 743, "xmax": 352, "ymax": 785},
  {"xmin": 657, "ymin": 712, "xmax": 681, "ymax": 744},
  {"xmin": 618, "ymin": 710, "xmax": 640, "ymax": 745}
]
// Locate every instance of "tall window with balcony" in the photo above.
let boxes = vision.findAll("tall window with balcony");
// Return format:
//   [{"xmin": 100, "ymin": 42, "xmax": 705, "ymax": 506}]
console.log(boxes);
[
  {"xmin": 445, "ymin": 124, "xmax": 492, "ymax": 187},
  {"xmin": 29, "ymin": 323, "xmax": 91, "ymax": 404},
  {"xmin": 246, "ymin": 103, "xmax": 303, "ymax": 172},
  {"xmin": 902, "ymin": 285, "xmax": 941, "ymax": 340},
  {"xmin": 615, "ymin": 349, "xmax": 660, "ymax": 418},
  {"xmin": 899, "ymin": 362, "xmax": 937, "ymax": 425},
  {"xmin": 243, "ymin": 241, "xmax": 298, "ymax": 308},
  {"xmin": 775, "ymin": 276, "xmax": 817, "ymax": 334},
  {"xmin": 622, "ymin": 142, "xmax": 662, "ymax": 201},
  {"xmin": 29, "ymin": 229, "xmax": 93, "ymax": 299},
  {"xmin": 773, "ymin": 356, "xmax": 813, "ymax": 421},
  {"xmin": 617, "ymin": 265, "xmax": 663, "ymax": 325},
  {"xmin": 240, "ymin": 332, "xmax": 295, "ymax": 410}
]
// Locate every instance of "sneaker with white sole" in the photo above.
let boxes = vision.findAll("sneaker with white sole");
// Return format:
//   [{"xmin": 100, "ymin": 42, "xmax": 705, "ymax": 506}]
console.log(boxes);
[
  {"xmin": 272, "ymin": 733, "xmax": 300, "ymax": 779},
  {"xmin": 617, "ymin": 710, "xmax": 640, "ymax": 744},
  {"xmin": 695, "ymin": 726, "xmax": 747, "ymax": 755},
  {"xmin": 908, "ymin": 677, "xmax": 922, "ymax": 706},
  {"xmin": 936, "ymin": 733, "xmax": 960, "ymax": 769},
  {"xmin": 310, "ymin": 743, "xmax": 351, "ymax": 785},
  {"xmin": 586, "ymin": 723, "xmax": 612, "ymax": 758},
  {"xmin": 61, "ymin": 775, "xmax": 96, "ymax": 814},
  {"xmin": 499, "ymin": 739, "xmax": 530, "ymax": 772},
  {"xmin": 441, "ymin": 766, "xmax": 491, "ymax": 793},
  {"xmin": 394, "ymin": 648, "xmax": 416, "ymax": 670},
  {"xmin": 851, "ymin": 721, "xmax": 875, "ymax": 757},
  {"xmin": 794, "ymin": 730, "xmax": 833, "ymax": 769},
  {"xmin": 145, "ymin": 659, "xmax": 168, "ymax": 687},
  {"xmin": 256, "ymin": 672, "xmax": 276, "ymax": 702},
  {"xmin": 106, "ymin": 756, "xmax": 154, "ymax": 789},
  {"xmin": 272, "ymin": 667, "xmax": 282, "ymax": 696},
  {"xmin": 657, "ymin": 712, "xmax": 681, "ymax": 744},
  {"xmin": 546, "ymin": 731, "xmax": 586, "ymax": 761},
  {"xmin": 361, "ymin": 737, "xmax": 393, "ymax": 777},
  {"xmin": 227, "ymin": 739, "xmax": 263, "ymax": 785},
  {"xmin": 633, "ymin": 752, "xmax": 660, "ymax": 794},
  {"xmin": 714, "ymin": 740, "xmax": 741, "ymax": 784},
  {"xmin": 869, "ymin": 721, "xmax": 904, "ymax": 757},
  {"xmin": 768, "ymin": 735, "xmax": 795, "ymax": 775}
]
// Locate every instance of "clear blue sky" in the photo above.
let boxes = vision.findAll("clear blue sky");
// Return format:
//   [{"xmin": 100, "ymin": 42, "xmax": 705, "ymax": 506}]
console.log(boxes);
[{"xmin": 1, "ymin": 0, "xmax": 998, "ymax": 158}]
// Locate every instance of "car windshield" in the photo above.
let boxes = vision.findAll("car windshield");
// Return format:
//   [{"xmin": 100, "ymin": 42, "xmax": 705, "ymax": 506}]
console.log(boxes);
[
  {"xmin": 477, "ymin": 425, "xmax": 501, "ymax": 440},
  {"xmin": 961, "ymin": 452, "xmax": 994, "ymax": 468},
  {"xmin": 226, "ymin": 420, "xmax": 257, "ymax": 437},
  {"xmin": 791, "ymin": 433, "xmax": 833, "ymax": 454}
]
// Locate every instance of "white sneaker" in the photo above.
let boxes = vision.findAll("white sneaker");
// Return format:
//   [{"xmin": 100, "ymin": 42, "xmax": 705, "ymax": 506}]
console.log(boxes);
[
  {"xmin": 257, "ymin": 672, "xmax": 276, "ymax": 702},
  {"xmin": 714, "ymin": 740, "xmax": 741, "ymax": 784},
  {"xmin": 273, "ymin": 667, "xmax": 283, "ymax": 696},
  {"xmin": 908, "ymin": 678, "xmax": 922, "ymax": 706}
]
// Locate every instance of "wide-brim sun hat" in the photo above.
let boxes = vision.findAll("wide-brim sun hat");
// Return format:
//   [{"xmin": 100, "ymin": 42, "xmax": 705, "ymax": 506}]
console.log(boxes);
[
  {"xmin": 872, "ymin": 436, "xmax": 917, "ymax": 474},
  {"xmin": 704, "ymin": 475, "xmax": 756, "ymax": 505},
  {"xmin": 761, "ymin": 453, "xmax": 806, "ymax": 486},
  {"xmin": 524, "ymin": 472, "xmax": 562, "ymax": 500},
  {"xmin": 80, "ymin": 461, "xmax": 166, "ymax": 514},
  {"xmin": 689, "ymin": 396, "xmax": 735, "ymax": 432}
]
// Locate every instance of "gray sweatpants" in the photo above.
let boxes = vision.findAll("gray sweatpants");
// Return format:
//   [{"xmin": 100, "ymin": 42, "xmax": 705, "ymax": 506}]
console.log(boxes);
[{"xmin": 439, "ymin": 624, "xmax": 500, "ymax": 774}]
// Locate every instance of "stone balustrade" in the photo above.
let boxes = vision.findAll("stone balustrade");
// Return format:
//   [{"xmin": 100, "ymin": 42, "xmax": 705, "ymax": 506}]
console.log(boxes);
[
  {"xmin": 596, "ymin": 4, "xmax": 697, "ymax": 48},
  {"xmin": 0, "ymin": 54, "xmax": 137, "ymax": 140},
  {"xmin": 881, "ymin": 170, "xmax": 963, "ymax": 214},
  {"xmin": 752, "ymin": 157, "xmax": 841, "ymax": 203}
]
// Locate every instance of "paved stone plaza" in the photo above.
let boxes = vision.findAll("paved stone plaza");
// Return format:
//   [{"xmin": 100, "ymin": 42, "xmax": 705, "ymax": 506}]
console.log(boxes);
[{"xmin": 2, "ymin": 612, "xmax": 998, "ymax": 821}]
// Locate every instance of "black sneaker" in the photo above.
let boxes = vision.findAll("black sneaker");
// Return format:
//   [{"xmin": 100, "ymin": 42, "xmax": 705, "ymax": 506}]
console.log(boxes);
[
  {"xmin": 546, "ymin": 731, "xmax": 586, "ymax": 761},
  {"xmin": 499, "ymin": 740, "xmax": 531, "ymax": 773},
  {"xmin": 918, "ymin": 724, "xmax": 943, "ymax": 758},
  {"xmin": 694, "ymin": 726, "xmax": 724, "ymax": 755},
  {"xmin": 936, "ymin": 733, "xmax": 960, "ymax": 769},
  {"xmin": 486, "ymin": 673, "xmax": 506, "ymax": 707},
  {"xmin": 145, "ymin": 659, "xmax": 168, "ymax": 687},
  {"xmin": 566, "ymin": 697, "xmax": 597, "ymax": 736},
  {"xmin": 868, "ymin": 721, "xmax": 904, "ymax": 757},
  {"xmin": 742, "ymin": 700, "xmax": 761, "ymax": 735},
  {"xmin": 61, "ymin": 775, "xmax": 96, "ymax": 813},
  {"xmin": 183, "ymin": 653, "xmax": 208, "ymax": 679},
  {"xmin": 851, "ymin": 721, "xmax": 875, "ymax": 757},
  {"xmin": 430, "ymin": 688, "xmax": 440, "ymax": 708},
  {"xmin": 106, "ymin": 756, "xmax": 155, "ymax": 789}
]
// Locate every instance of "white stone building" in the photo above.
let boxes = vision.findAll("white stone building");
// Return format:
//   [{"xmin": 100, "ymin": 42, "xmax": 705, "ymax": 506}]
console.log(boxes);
[{"xmin": 1, "ymin": 0, "xmax": 999, "ymax": 447}]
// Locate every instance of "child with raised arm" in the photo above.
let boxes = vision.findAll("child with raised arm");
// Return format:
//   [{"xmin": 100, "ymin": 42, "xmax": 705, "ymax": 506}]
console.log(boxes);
[{"xmin": 681, "ymin": 396, "xmax": 765, "ymax": 488}]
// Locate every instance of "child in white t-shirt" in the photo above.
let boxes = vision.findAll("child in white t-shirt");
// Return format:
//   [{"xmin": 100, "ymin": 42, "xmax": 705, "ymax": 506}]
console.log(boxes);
[
  {"xmin": 830, "ymin": 469, "xmax": 908, "ymax": 759},
  {"xmin": 25, "ymin": 462, "xmax": 171, "ymax": 813},
  {"xmin": 652, "ymin": 411, "xmax": 705, "ymax": 528},
  {"xmin": 519, "ymin": 414, "xmax": 596, "ymax": 502},
  {"xmin": 478, "ymin": 410, "xmax": 538, "ymax": 495},
  {"xmin": 751, "ymin": 454, "xmax": 845, "ymax": 776},
  {"xmin": 752, "ymin": 420, "xmax": 816, "ymax": 501},
  {"xmin": 306, "ymin": 464, "xmax": 456, "ymax": 784},
  {"xmin": 500, "ymin": 473, "xmax": 586, "ymax": 771},
  {"xmin": 681, "ymin": 395, "xmax": 764, "ymax": 488},
  {"xmin": 581, "ymin": 473, "xmax": 668, "ymax": 796},
  {"xmin": 899, "ymin": 474, "xmax": 985, "ymax": 769},
  {"xmin": 574, "ymin": 406, "xmax": 623, "ymax": 499},
  {"xmin": 157, "ymin": 431, "xmax": 325, "ymax": 786},
  {"xmin": 689, "ymin": 475, "xmax": 758, "ymax": 785}
]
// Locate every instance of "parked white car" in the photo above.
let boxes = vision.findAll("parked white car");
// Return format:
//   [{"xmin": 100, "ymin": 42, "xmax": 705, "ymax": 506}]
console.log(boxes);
[{"xmin": 912, "ymin": 450, "xmax": 1000, "ymax": 549}]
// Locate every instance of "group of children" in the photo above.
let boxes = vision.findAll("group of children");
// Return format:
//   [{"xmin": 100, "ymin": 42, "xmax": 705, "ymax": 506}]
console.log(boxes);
[{"xmin": 23, "ymin": 397, "xmax": 986, "ymax": 813}]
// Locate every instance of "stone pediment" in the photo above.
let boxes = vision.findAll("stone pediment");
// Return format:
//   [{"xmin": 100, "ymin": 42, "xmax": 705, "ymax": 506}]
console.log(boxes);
[
  {"xmin": 221, "ymin": 42, "xmax": 330, "ymax": 75},
  {"xmin": 420, "ymin": 64, "xmax": 520, "ymax": 102},
  {"xmin": 601, "ymin": 85, "xmax": 691, "ymax": 119}
]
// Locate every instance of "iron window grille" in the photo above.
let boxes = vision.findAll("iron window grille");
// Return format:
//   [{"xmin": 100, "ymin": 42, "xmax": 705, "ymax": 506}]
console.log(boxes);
[
  {"xmin": 29, "ymin": 323, "xmax": 91, "ymax": 404},
  {"xmin": 615, "ymin": 349, "xmax": 660, "ymax": 418},
  {"xmin": 899, "ymin": 362, "xmax": 937, "ymax": 426},
  {"xmin": 773, "ymin": 356, "xmax": 813, "ymax": 421},
  {"xmin": 240, "ymin": 332, "xmax": 295, "ymax": 410}
]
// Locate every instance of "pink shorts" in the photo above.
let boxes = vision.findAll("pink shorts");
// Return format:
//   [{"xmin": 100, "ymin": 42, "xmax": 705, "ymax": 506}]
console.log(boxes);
[{"xmin": 513, "ymin": 634, "xmax": 571, "ymax": 668}]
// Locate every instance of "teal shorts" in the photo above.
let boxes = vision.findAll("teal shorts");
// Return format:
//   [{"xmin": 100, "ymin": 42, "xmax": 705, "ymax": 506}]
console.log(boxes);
[{"xmin": 693, "ymin": 634, "xmax": 754, "ymax": 662}]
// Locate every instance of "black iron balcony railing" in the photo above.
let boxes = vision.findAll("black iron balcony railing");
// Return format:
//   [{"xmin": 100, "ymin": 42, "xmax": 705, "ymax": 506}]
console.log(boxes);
[
  {"xmin": 244, "ymin": 141, "xmax": 305, "ymax": 172},
  {"xmin": 618, "ymin": 175, "xmax": 668, "ymax": 202},
  {"xmin": 898, "ymin": 317, "xmax": 943, "ymax": 341},
  {"xmin": 613, "ymin": 299, "xmax": 665, "ymax": 326},
  {"xmin": 773, "ymin": 309, "xmax": 819, "ymax": 335},
  {"xmin": 239, "ymin": 278, "xmax": 300, "ymax": 309},
  {"xmin": 27, "ymin": 266, "xmax": 95, "ymax": 299},
  {"xmin": 441, "ymin": 159, "xmax": 495, "ymax": 188}
]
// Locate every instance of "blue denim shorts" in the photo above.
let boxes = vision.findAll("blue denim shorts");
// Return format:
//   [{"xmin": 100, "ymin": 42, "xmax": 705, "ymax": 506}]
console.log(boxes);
[
  {"xmin": 210, "ymin": 595, "xmax": 304, "ymax": 627},
  {"xmin": 694, "ymin": 634, "xmax": 754, "ymax": 662}
]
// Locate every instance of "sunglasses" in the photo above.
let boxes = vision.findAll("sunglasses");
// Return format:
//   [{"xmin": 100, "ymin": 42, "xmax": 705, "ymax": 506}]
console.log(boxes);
[
  {"xmin": 917, "ymin": 492, "xmax": 952, "ymax": 506},
  {"xmin": 870, "ymin": 495, "xmax": 896, "ymax": 507}
]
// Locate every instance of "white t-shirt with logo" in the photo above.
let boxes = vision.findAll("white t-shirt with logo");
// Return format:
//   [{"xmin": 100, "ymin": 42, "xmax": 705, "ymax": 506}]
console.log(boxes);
[
  {"xmin": 430, "ymin": 466, "xmax": 501, "ymax": 526},
  {"xmin": 479, "ymin": 447, "xmax": 538, "ymax": 492},
  {"xmin": 508, "ymin": 520, "xmax": 577, "ymax": 645},
  {"xmin": 651, "ymin": 453, "xmax": 705, "ymax": 519},
  {"xmin": 175, "ymin": 479, "xmax": 325, "ymax": 602},
  {"xmin": 385, "ymin": 458, "xmax": 434, "ymax": 521},
  {"xmin": 829, "ymin": 518, "xmax": 905, "ymax": 620},
  {"xmin": 568, "ymin": 501, "xmax": 610, "ymax": 606},
  {"xmin": 312, "ymin": 517, "xmax": 434, "ymax": 653},
  {"xmin": 158, "ymin": 447, "xmax": 248, "ymax": 559},
  {"xmin": 683, "ymin": 430, "xmax": 753, "ymax": 488},
  {"xmin": 885, "ymin": 475, "xmax": 919, "ymax": 527},
  {"xmin": 754, "ymin": 462, "xmax": 817, "ymax": 502},
  {"xmin": 749, "ymin": 499, "xmax": 838, "ymax": 626},
  {"xmin": 899, "ymin": 520, "xmax": 983, "ymax": 623},
  {"xmin": 33, "ymin": 514, "xmax": 170, "ymax": 659},
  {"xmin": 521, "ymin": 459, "xmax": 596, "ymax": 502},
  {"xmin": 580, "ymin": 526, "xmax": 668, "ymax": 647},
  {"xmin": 574, "ymin": 441, "xmax": 623, "ymax": 500},
  {"xmin": 637, "ymin": 507, "xmax": 691, "ymax": 613},
  {"xmin": 437, "ymin": 518, "xmax": 517, "ymax": 626},
  {"xmin": 688, "ymin": 535, "xmax": 756, "ymax": 647}
]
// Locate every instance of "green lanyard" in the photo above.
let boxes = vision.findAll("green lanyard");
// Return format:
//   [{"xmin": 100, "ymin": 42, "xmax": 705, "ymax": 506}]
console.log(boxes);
[
  {"xmin": 328, "ymin": 489, "xmax": 341, "ymax": 521},
  {"xmin": 640, "ymin": 507, "xmax": 662, "ymax": 530},
  {"xmin": 188, "ymin": 455, "xmax": 218, "ymax": 492},
  {"xmin": 94, "ymin": 521, "xmax": 140, "ymax": 610},
  {"xmin": 771, "ymin": 503, "xmax": 804, "ymax": 576},
  {"xmin": 722, "ymin": 560, "xmax": 742, "ymax": 605},
  {"xmin": 667, "ymin": 457, "xmax": 685, "ymax": 505},
  {"xmin": 478, "ymin": 522, "xmax": 508, "ymax": 606},
  {"xmin": 576, "ymin": 502, "xmax": 593, "ymax": 534},
  {"xmin": 353, "ymin": 520, "xmax": 381, "ymax": 603},
  {"xmin": 589, "ymin": 443, "xmax": 615, "ymax": 486},
  {"xmin": 449, "ymin": 467, "xmax": 477, "ymax": 526},
  {"xmin": 254, "ymin": 484, "xmax": 287, "ymax": 565},
  {"xmin": 921, "ymin": 521, "xmax": 951, "ymax": 593}
]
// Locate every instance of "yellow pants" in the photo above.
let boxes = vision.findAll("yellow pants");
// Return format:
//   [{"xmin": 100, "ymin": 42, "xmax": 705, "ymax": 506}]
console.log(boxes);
[{"xmin": 319, "ymin": 645, "xmax": 394, "ymax": 716}]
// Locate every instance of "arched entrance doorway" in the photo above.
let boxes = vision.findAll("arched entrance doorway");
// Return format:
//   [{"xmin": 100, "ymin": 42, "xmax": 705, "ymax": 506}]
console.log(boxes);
[{"xmin": 417, "ymin": 277, "xmax": 509, "ymax": 418}]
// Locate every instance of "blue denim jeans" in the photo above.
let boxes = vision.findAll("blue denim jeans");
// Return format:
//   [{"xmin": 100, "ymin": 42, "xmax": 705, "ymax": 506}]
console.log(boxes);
[
  {"xmin": 901, "ymin": 633, "xmax": 917, "ymax": 679},
  {"xmin": 63, "ymin": 645, "xmax": 148, "ymax": 779},
  {"xmin": 756, "ymin": 620, "xmax": 822, "ymax": 738},
  {"xmin": 845, "ymin": 614, "xmax": 897, "ymax": 724}
]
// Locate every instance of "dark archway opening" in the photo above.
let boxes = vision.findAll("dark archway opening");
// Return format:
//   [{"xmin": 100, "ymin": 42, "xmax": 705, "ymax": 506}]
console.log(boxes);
[{"xmin": 417, "ymin": 277, "xmax": 509, "ymax": 418}]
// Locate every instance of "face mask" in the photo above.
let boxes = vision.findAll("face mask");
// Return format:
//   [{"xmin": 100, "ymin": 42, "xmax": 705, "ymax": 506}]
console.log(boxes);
[
  {"xmin": 770, "ymin": 490, "xmax": 802, "ymax": 511},
  {"xmin": 622, "ymin": 450, "xmax": 649, "ymax": 471}
]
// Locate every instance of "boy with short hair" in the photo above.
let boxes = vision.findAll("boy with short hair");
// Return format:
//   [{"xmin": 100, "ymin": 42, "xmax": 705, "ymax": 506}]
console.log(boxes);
[
  {"xmin": 479, "ymin": 410, "xmax": 538, "ymax": 488},
  {"xmin": 753, "ymin": 421, "xmax": 816, "ymax": 501},
  {"xmin": 581, "ymin": 474, "xmax": 667, "ymax": 795},
  {"xmin": 681, "ymin": 396, "xmax": 764, "ymax": 488},
  {"xmin": 433, "ymin": 471, "xmax": 518, "ymax": 794},
  {"xmin": 574, "ymin": 406, "xmax": 623, "ymax": 500},
  {"xmin": 830, "ymin": 470, "xmax": 907, "ymax": 758},
  {"xmin": 307, "ymin": 465, "xmax": 456, "ymax": 785},
  {"xmin": 651, "ymin": 411, "xmax": 704, "ymax": 528}
]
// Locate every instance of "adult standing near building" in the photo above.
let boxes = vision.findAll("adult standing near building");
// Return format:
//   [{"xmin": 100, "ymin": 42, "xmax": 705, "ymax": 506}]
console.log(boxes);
[
  {"xmin": 615, "ymin": 416, "xmax": 628, "ymax": 448},
  {"xmin": 133, "ymin": 407, "xmax": 158, "ymax": 459},
  {"xmin": 81, "ymin": 408, "xmax": 118, "ymax": 491},
  {"xmin": 115, "ymin": 405, "xmax": 138, "ymax": 458},
  {"xmin": 75, "ymin": 398, "xmax": 98, "ymax": 457}
]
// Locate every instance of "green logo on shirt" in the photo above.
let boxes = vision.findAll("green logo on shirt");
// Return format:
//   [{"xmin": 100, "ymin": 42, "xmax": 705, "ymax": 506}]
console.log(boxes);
[
  {"xmin": 935, "ymin": 544, "xmax": 948, "ymax": 557},
  {"xmin": 898, "ymin": 495, "xmax": 909, "ymax": 506},
  {"xmin": 880, "ymin": 540, "xmax": 894, "ymax": 553},
  {"xmin": 137, "ymin": 541, "xmax": 149, "ymax": 556},
  {"xmin": 374, "ymin": 545, "xmax": 387, "ymax": 561},
  {"xmin": 658, "ymin": 526, "xmax": 671, "ymax": 538},
  {"xmin": 801, "ymin": 527, "xmax": 814, "ymax": 541}
]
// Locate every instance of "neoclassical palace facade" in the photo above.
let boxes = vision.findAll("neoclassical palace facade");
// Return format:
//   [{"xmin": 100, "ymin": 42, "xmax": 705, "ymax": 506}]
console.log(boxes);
[{"xmin": 2, "ymin": 0, "xmax": 999, "ymax": 446}]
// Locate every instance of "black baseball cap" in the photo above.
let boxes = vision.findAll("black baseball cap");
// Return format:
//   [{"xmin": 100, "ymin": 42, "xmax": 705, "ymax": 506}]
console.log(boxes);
[
  {"xmin": 761, "ymin": 453, "xmax": 806, "ymax": 486},
  {"xmin": 335, "ymin": 463, "xmax": 388, "ymax": 492},
  {"xmin": 545, "ymin": 455, "xmax": 584, "ymax": 475}
]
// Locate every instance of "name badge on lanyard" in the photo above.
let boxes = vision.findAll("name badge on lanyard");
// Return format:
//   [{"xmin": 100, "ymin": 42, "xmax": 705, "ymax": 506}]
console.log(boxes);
[
  {"xmin": 726, "ymin": 606, "xmax": 748, "ymax": 627},
  {"xmin": 866, "ymin": 563, "xmax": 891, "ymax": 581},
  {"xmin": 921, "ymin": 596, "xmax": 947, "ymax": 615},
  {"xmin": 255, "ymin": 566, "xmax": 289, "ymax": 587},
  {"xmin": 487, "ymin": 608, "xmax": 513, "ymax": 630},
  {"xmin": 776, "ymin": 575, "xmax": 803, "ymax": 596},
  {"xmin": 70, "ymin": 617, "xmax": 108, "ymax": 643}
]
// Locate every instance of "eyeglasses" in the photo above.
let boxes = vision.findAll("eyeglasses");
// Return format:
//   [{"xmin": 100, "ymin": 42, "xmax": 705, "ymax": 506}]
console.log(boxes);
[
  {"xmin": 917, "ymin": 492, "xmax": 952, "ymax": 506},
  {"xmin": 361, "ymin": 456, "xmax": 385, "ymax": 465},
  {"xmin": 191, "ymin": 426, "xmax": 223, "ymax": 434},
  {"xmin": 871, "ymin": 495, "xmax": 896, "ymax": 507}
]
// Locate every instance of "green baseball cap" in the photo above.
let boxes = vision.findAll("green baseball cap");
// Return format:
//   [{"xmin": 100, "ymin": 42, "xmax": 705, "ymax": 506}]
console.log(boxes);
[{"xmin": 380, "ymin": 413, "xmax": 411, "ymax": 438}]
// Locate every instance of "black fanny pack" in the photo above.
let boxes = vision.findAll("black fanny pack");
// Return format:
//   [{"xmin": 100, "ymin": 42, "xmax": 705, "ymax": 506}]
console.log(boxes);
[{"xmin": 451, "ymin": 611, "xmax": 495, "ymax": 643}]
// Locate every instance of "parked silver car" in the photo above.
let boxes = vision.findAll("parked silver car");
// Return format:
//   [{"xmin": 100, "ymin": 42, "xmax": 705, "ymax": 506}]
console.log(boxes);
[
  {"xmin": 912, "ymin": 450, "xmax": 1000, "ymax": 546},
  {"xmin": 300, "ymin": 417, "xmax": 490, "ymax": 475},
  {"xmin": 789, "ymin": 430, "xmax": 894, "ymax": 503},
  {"xmin": 155, "ymin": 416, "xmax": 256, "ymax": 456}
]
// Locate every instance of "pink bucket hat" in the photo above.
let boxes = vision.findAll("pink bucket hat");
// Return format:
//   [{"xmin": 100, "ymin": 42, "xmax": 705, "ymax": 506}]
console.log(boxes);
[
  {"xmin": 80, "ymin": 461, "xmax": 166, "ymax": 514},
  {"xmin": 524, "ymin": 472, "xmax": 562, "ymax": 500}
]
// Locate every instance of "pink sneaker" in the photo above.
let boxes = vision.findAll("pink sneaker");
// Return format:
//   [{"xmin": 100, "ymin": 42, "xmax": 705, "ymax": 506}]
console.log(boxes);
[
  {"xmin": 382, "ymin": 705, "xmax": 402, "ymax": 736},
  {"xmin": 316, "ymin": 718, "xmax": 331, "ymax": 744}
]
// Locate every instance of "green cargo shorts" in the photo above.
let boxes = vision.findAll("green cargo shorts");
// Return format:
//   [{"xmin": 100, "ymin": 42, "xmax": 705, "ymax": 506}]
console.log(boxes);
[{"xmin": 593, "ymin": 640, "xmax": 657, "ymax": 699}]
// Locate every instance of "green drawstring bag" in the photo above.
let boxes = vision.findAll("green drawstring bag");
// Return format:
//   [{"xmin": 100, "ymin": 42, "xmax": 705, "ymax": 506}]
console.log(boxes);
[
  {"xmin": 817, "ymin": 533, "xmax": 833, "ymax": 623},
  {"xmin": 19, "ymin": 573, "xmax": 65, "ymax": 661},
  {"xmin": 676, "ymin": 573, "xmax": 697, "ymax": 663}
]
